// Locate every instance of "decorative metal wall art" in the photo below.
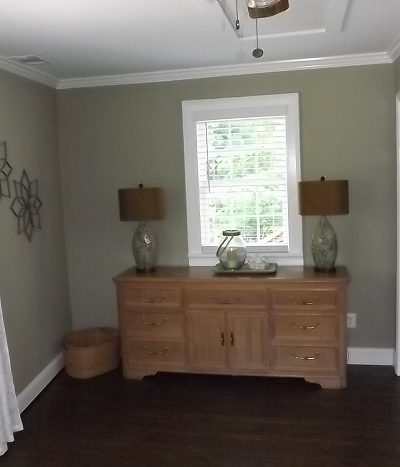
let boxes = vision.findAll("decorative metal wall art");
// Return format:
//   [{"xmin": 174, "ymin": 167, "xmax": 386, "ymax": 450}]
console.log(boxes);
[
  {"xmin": 10, "ymin": 169, "xmax": 42, "ymax": 241},
  {"xmin": 0, "ymin": 141, "xmax": 13, "ymax": 199}
]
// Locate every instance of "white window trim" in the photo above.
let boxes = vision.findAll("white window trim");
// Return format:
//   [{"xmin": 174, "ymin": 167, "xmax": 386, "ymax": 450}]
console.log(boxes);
[{"xmin": 182, "ymin": 93, "xmax": 303, "ymax": 267}]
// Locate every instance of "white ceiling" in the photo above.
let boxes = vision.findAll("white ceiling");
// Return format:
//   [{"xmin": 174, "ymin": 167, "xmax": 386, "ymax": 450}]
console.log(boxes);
[{"xmin": 0, "ymin": 0, "xmax": 399, "ymax": 89}]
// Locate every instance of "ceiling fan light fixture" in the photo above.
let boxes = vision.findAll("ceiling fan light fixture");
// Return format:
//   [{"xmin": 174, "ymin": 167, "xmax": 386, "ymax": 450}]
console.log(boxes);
[{"xmin": 247, "ymin": 0, "xmax": 289, "ymax": 19}]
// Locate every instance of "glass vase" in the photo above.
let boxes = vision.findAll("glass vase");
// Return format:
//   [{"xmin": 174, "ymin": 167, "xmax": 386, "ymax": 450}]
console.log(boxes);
[{"xmin": 311, "ymin": 216, "xmax": 337, "ymax": 272}]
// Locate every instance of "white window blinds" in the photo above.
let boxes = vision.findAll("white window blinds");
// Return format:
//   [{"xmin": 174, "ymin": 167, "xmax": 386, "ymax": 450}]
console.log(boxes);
[{"xmin": 196, "ymin": 116, "xmax": 289, "ymax": 250}]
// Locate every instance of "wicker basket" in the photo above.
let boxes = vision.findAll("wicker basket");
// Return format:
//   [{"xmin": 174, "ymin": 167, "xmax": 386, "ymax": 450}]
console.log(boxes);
[{"xmin": 63, "ymin": 327, "xmax": 120, "ymax": 379}]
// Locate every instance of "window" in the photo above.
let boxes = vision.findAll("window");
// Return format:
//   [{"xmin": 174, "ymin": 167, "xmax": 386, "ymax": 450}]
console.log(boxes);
[{"xmin": 182, "ymin": 93, "xmax": 302, "ymax": 266}]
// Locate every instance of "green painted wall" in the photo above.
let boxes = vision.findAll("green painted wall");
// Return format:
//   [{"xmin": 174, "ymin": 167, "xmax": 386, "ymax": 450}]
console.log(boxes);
[
  {"xmin": 0, "ymin": 70, "xmax": 71, "ymax": 392},
  {"xmin": 57, "ymin": 64, "xmax": 396, "ymax": 348}
]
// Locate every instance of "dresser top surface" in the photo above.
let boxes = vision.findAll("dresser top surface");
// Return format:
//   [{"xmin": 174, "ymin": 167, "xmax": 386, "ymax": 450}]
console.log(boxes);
[{"xmin": 113, "ymin": 265, "xmax": 349, "ymax": 284}]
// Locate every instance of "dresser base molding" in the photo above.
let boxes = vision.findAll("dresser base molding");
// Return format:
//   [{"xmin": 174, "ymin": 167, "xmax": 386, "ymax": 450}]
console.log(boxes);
[
  {"xmin": 124, "ymin": 368, "xmax": 346, "ymax": 389},
  {"xmin": 123, "ymin": 368, "xmax": 158, "ymax": 380},
  {"xmin": 114, "ymin": 266, "xmax": 349, "ymax": 389},
  {"xmin": 304, "ymin": 376, "xmax": 346, "ymax": 389}
]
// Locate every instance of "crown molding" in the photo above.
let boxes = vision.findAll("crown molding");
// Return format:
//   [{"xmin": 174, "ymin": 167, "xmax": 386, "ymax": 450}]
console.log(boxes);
[
  {"xmin": 388, "ymin": 33, "xmax": 400, "ymax": 62},
  {"xmin": 57, "ymin": 52, "xmax": 391, "ymax": 90},
  {"xmin": 0, "ymin": 50, "xmax": 393, "ymax": 91},
  {"xmin": 0, "ymin": 56, "xmax": 58, "ymax": 88}
]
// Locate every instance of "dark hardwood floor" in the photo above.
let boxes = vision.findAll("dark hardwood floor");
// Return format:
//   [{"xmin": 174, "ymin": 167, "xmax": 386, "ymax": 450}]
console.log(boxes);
[{"xmin": 3, "ymin": 366, "xmax": 400, "ymax": 467}]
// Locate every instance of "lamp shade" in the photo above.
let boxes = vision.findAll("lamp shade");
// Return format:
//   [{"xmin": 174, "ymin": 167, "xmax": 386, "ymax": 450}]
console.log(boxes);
[
  {"xmin": 299, "ymin": 178, "xmax": 349, "ymax": 216},
  {"xmin": 118, "ymin": 185, "xmax": 165, "ymax": 221}
]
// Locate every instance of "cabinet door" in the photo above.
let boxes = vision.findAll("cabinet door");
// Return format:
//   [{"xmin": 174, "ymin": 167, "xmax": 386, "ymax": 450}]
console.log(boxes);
[
  {"xmin": 226, "ymin": 312, "xmax": 268, "ymax": 372},
  {"xmin": 186, "ymin": 310, "xmax": 226, "ymax": 370}
]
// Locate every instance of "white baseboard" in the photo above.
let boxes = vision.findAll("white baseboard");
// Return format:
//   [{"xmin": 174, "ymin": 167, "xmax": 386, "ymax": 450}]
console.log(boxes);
[
  {"xmin": 348, "ymin": 347, "xmax": 394, "ymax": 366},
  {"xmin": 17, "ymin": 352, "xmax": 64, "ymax": 413}
]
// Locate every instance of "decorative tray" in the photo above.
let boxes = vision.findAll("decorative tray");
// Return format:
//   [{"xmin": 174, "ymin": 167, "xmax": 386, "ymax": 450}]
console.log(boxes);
[{"xmin": 213, "ymin": 262, "xmax": 277, "ymax": 275}]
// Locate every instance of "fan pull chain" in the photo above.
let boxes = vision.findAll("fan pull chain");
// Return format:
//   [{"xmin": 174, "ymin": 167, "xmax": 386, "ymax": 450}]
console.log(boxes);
[
  {"xmin": 252, "ymin": 6, "xmax": 264, "ymax": 58},
  {"xmin": 235, "ymin": 0, "xmax": 240, "ymax": 30}
]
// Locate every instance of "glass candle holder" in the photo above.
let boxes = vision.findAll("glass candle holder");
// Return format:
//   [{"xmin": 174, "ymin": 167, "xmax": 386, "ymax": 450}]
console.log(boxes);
[{"xmin": 216, "ymin": 230, "xmax": 247, "ymax": 270}]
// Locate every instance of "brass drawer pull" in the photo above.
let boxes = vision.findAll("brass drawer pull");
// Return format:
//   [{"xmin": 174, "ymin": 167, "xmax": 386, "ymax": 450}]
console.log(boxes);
[
  {"xmin": 290, "ymin": 321, "xmax": 320, "ymax": 331},
  {"xmin": 221, "ymin": 332, "xmax": 225, "ymax": 346},
  {"xmin": 213, "ymin": 297, "xmax": 240, "ymax": 305},
  {"xmin": 290, "ymin": 351, "xmax": 320, "ymax": 361},
  {"xmin": 141, "ymin": 294, "xmax": 167, "ymax": 303},
  {"xmin": 230, "ymin": 332, "xmax": 234, "ymax": 346},
  {"xmin": 141, "ymin": 317, "xmax": 168, "ymax": 326},
  {"xmin": 290, "ymin": 297, "xmax": 319, "ymax": 306},
  {"xmin": 142, "ymin": 345, "xmax": 169, "ymax": 355}
]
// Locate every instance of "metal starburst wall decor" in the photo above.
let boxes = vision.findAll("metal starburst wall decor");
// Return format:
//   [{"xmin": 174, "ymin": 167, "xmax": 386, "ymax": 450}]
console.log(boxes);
[
  {"xmin": 10, "ymin": 169, "xmax": 43, "ymax": 241},
  {"xmin": 0, "ymin": 141, "xmax": 13, "ymax": 199}
]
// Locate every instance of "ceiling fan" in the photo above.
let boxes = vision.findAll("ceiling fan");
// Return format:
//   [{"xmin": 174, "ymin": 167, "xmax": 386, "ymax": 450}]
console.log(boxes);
[
  {"xmin": 217, "ymin": 0, "xmax": 290, "ymax": 58},
  {"xmin": 232, "ymin": 0, "xmax": 289, "ymax": 58}
]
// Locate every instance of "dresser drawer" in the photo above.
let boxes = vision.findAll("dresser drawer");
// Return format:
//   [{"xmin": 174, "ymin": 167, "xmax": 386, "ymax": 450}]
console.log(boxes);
[
  {"xmin": 271, "ymin": 345, "xmax": 338, "ymax": 373},
  {"xmin": 120, "ymin": 285, "xmax": 183, "ymax": 309},
  {"xmin": 186, "ymin": 288, "xmax": 266, "ymax": 309},
  {"xmin": 271, "ymin": 315, "xmax": 338, "ymax": 342},
  {"xmin": 121, "ymin": 312, "xmax": 184, "ymax": 339},
  {"xmin": 124, "ymin": 340, "xmax": 185, "ymax": 366},
  {"xmin": 271, "ymin": 288, "xmax": 338, "ymax": 310}
]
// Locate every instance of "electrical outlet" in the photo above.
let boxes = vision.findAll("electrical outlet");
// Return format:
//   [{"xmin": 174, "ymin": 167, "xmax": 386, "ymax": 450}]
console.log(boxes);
[{"xmin": 347, "ymin": 313, "xmax": 356, "ymax": 329}]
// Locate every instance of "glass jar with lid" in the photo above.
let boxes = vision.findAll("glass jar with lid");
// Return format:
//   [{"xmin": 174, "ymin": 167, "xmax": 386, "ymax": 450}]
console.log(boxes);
[{"xmin": 216, "ymin": 230, "xmax": 247, "ymax": 270}]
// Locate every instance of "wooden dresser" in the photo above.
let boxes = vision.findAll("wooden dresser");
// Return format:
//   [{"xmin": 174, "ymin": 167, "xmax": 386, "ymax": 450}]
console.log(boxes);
[{"xmin": 113, "ymin": 266, "xmax": 349, "ymax": 389}]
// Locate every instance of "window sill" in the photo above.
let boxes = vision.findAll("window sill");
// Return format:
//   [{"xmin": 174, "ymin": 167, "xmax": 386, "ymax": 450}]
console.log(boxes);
[{"xmin": 188, "ymin": 252, "xmax": 304, "ymax": 267}]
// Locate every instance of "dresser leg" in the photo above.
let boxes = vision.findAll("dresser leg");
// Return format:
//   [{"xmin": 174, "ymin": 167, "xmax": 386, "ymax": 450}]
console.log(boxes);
[
  {"xmin": 304, "ymin": 376, "xmax": 346, "ymax": 389},
  {"xmin": 123, "ymin": 368, "xmax": 158, "ymax": 380}
]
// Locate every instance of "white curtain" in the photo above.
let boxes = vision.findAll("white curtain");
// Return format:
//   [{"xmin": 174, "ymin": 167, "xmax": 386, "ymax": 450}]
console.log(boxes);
[{"xmin": 0, "ymin": 297, "xmax": 23, "ymax": 455}]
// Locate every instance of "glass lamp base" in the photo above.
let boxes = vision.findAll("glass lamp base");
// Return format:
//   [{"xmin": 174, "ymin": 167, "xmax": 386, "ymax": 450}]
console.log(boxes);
[
  {"xmin": 132, "ymin": 222, "xmax": 158, "ymax": 272},
  {"xmin": 314, "ymin": 266, "xmax": 336, "ymax": 273},
  {"xmin": 311, "ymin": 216, "xmax": 337, "ymax": 272},
  {"xmin": 136, "ymin": 267, "xmax": 156, "ymax": 274}
]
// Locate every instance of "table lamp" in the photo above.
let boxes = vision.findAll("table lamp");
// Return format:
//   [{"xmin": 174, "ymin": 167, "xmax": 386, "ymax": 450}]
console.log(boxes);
[
  {"xmin": 118, "ymin": 184, "xmax": 165, "ymax": 272},
  {"xmin": 298, "ymin": 176, "xmax": 349, "ymax": 272}
]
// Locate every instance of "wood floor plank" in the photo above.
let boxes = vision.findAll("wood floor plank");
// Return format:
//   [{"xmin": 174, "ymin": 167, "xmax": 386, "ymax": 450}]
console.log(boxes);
[{"xmin": 3, "ymin": 366, "xmax": 400, "ymax": 466}]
